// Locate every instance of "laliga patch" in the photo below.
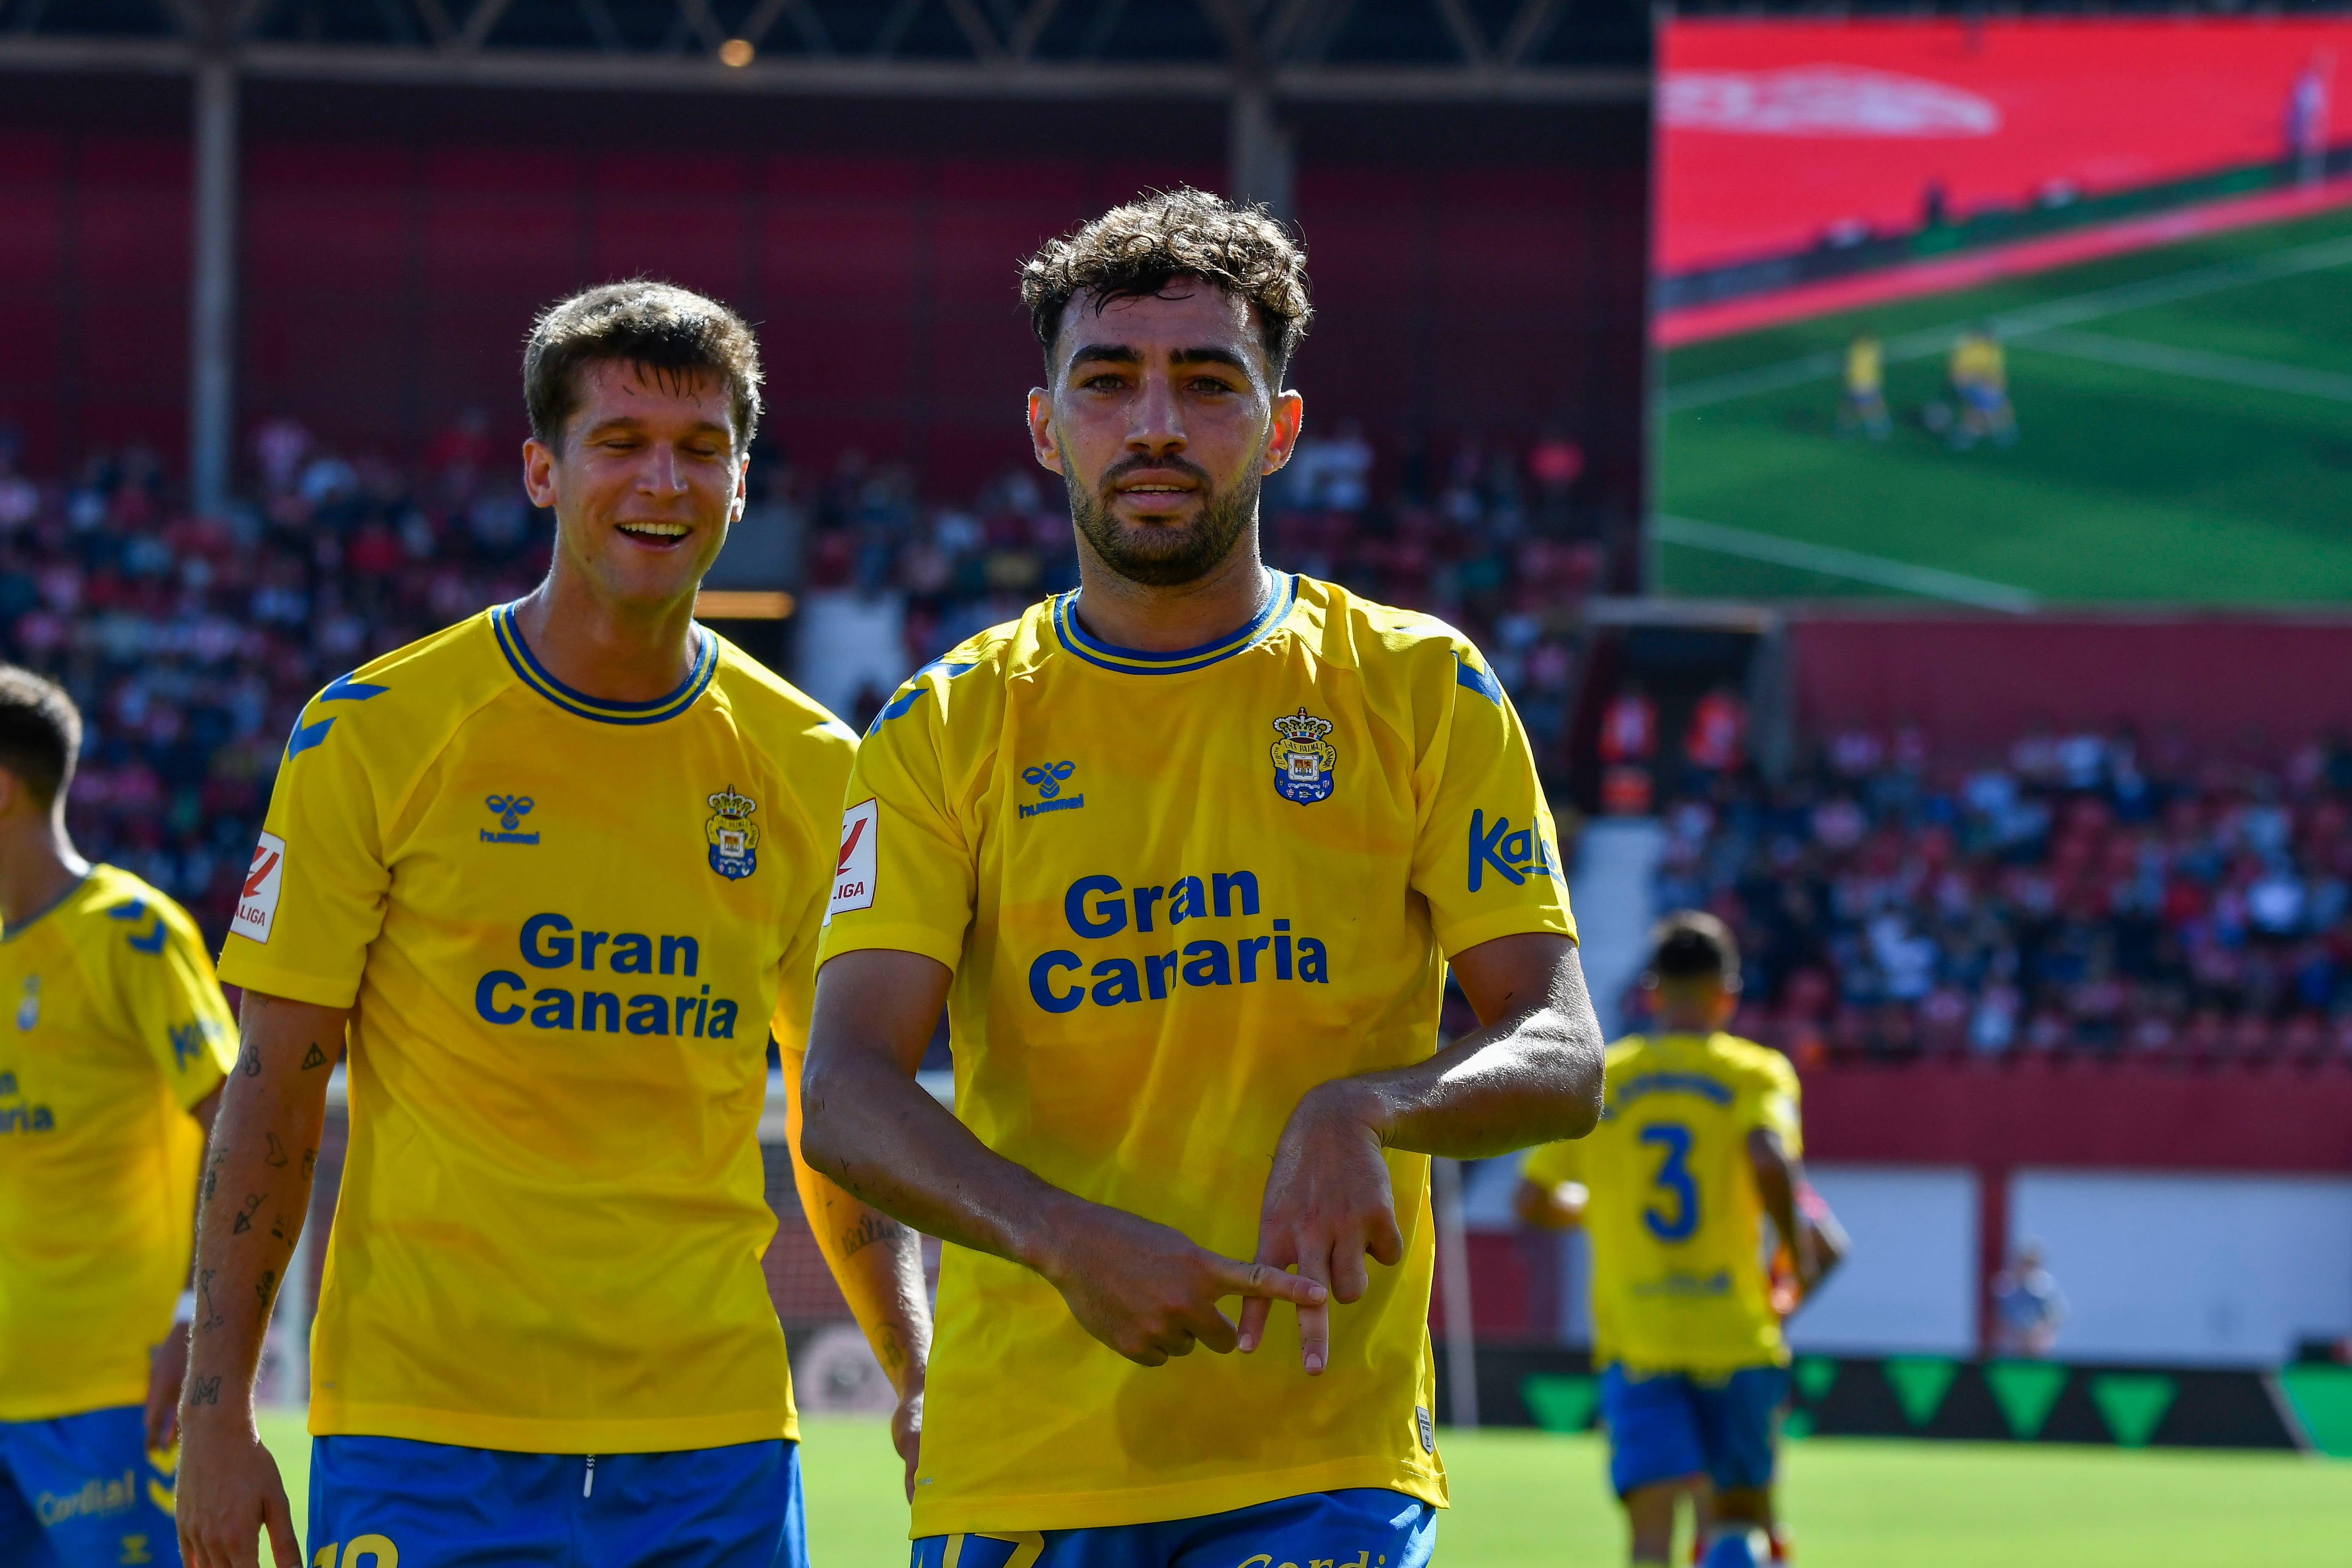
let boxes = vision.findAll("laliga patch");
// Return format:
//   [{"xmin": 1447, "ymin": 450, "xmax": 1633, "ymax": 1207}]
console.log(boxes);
[
  {"xmin": 827, "ymin": 799, "xmax": 878, "ymax": 922},
  {"xmin": 232, "ymin": 832, "xmax": 287, "ymax": 944}
]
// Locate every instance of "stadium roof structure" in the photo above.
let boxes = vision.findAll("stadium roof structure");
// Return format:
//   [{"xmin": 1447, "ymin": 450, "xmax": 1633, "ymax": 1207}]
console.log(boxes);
[{"xmin": 0, "ymin": 0, "xmax": 1643, "ymax": 100}]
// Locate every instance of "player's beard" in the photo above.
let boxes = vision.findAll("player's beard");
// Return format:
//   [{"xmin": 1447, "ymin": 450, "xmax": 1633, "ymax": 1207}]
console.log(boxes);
[{"xmin": 1066, "ymin": 452, "xmax": 1260, "ymax": 589}]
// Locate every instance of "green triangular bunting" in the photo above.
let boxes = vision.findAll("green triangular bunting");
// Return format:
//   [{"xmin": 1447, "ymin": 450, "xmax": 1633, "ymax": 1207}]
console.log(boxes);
[
  {"xmin": 1521, "ymin": 1373, "xmax": 1598, "ymax": 1434},
  {"xmin": 2090, "ymin": 1373, "xmax": 2177, "ymax": 1448},
  {"xmin": 2277, "ymin": 1366, "xmax": 2352, "ymax": 1457},
  {"xmin": 1883, "ymin": 1357, "xmax": 1958, "ymax": 1428},
  {"xmin": 1985, "ymin": 1360, "xmax": 2070, "ymax": 1440},
  {"xmin": 1793, "ymin": 1356, "xmax": 1837, "ymax": 1403}
]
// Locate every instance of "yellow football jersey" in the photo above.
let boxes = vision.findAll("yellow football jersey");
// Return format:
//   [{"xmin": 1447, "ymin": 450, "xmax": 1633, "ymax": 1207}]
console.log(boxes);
[
  {"xmin": 818, "ymin": 573, "xmax": 1575, "ymax": 1536},
  {"xmin": 0, "ymin": 864, "xmax": 235, "ymax": 1421},
  {"xmin": 1521, "ymin": 1031, "xmax": 1801, "ymax": 1376},
  {"xmin": 217, "ymin": 605, "xmax": 854, "ymax": 1454}
]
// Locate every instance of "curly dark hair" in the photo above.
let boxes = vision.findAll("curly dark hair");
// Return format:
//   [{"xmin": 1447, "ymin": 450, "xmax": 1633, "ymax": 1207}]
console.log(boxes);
[
  {"xmin": 0, "ymin": 664, "xmax": 80, "ymax": 808},
  {"xmin": 523, "ymin": 279, "xmax": 763, "ymax": 450},
  {"xmin": 1019, "ymin": 187, "xmax": 1312, "ymax": 380}
]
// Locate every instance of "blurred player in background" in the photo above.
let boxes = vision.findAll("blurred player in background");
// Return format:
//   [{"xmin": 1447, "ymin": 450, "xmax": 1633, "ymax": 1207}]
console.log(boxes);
[
  {"xmin": 1518, "ymin": 912, "xmax": 1845, "ymax": 1568},
  {"xmin": 1991, "ymin": 1242, "xmax": 2067, "ymax": 1357},
  {"xmin": 1946, "ymin": 326, "xmax": 2017, "ymax": 450},
  {"xmin": 1835, "ymin": 331, "xmax": 1889, "ymax": 441},
  {"xmin": 0, "ymin": 668, "xmax": 239, "ymax": 1568},
  {"xmin": 802, "ymin": 189, "xmax": 1606, "ymax": 1568},
  {"xmin": 175, "ymin": 282, "xmax": 931, "ymax": 1568}
]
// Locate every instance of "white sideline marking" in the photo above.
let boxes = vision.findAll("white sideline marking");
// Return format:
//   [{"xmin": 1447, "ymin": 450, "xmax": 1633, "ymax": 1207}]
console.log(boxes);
[
  {"xmin": 1653, "ymin": 514, "xmax": 2044, "ymax": 613},
  {"xmin": 1662, "ymin": 232, "xmax": 2352, "ymax": 413},
  {"xmin": 2022, "ymin": 328, "xmax": 2352, "ymax": 404}
]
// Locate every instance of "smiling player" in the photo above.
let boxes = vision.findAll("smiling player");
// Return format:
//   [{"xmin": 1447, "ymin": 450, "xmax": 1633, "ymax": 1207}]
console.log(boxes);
[
  {"xmin": 175, "ymin": 282, "xmax": 931, "ymax": 1568},
  {"xmin": 801, "ymin": 189, "xmax": 1606, "ymax": 1568}
]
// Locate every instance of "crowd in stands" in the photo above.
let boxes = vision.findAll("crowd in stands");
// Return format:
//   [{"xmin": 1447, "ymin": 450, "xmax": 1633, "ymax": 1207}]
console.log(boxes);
[
  {"xmin": 0, "ymin": 414, "xmax": 552, "ymax": 942},
  {"xmin": 13, "ymin": 414, "xmax": 2347, "ymax": 1068},
  {"xmin": 793, "ymin": 422, "xmax": 1605, "ymax": 775},
  {"xmin": 1645, "ymin": 720, "xmax": 2352, "ymax": 1065},
  {"xmin": 0, "ymin": 416, "xmax": 1606, "ymax": 949}
]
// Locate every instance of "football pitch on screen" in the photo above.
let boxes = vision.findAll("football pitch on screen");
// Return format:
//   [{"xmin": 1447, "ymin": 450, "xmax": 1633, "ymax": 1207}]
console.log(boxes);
[
  {"xmin": 258, "ymin": 1410, "xmax": 2351, "ymax": 1565},
  {"xmin": 1657, "ymin": 204, "xmax": 2352, "ymax": 606}
]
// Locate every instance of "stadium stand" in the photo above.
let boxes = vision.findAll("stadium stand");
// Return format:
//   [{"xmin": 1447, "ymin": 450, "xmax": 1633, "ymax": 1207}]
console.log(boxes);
[{"xmin": 1647, "ymin": 724, "xmax": 2352, "ymax": 1066}]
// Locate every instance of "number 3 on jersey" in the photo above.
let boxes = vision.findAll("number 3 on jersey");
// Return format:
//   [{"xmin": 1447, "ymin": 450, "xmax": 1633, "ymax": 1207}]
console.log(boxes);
[{"xmin": 1638, "ymin": 1122, "xmax": 1700, "ymax": 1242}]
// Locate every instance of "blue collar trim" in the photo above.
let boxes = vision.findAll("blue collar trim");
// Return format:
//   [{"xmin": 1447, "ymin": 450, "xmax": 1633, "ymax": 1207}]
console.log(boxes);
[
  {"xmin": 492, "ymin": 604, "xmax": 717, "ymax": 725},
  {"xmin": 1051, "ymin": 573, "xmax": 1295, "ymax": 676}
]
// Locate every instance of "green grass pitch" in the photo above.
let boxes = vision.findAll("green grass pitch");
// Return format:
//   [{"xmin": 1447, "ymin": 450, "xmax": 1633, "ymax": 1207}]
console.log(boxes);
[
  {"xmin": 260, "ymin": 1410, "xmax": 2351, "ymax": 1565},
  {"xmin": 1657, "ymin": 204, "xmax": 2352, "ymax": 605}
]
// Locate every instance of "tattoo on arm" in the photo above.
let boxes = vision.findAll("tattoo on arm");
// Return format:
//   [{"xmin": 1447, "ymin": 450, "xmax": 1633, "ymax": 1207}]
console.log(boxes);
[
  {"xmin": 230, "ymin": 1194, "xmax": 262, "ymax": 1234},
  {"xmin": 301, "ymin": 1042, "xmax": 330, "ymax": 1069},
  {"xmin": 301, "ymin": 1147, "xmax": 317, "ymax": 1179},
  {"xmin": 189, "ymin": 1376, "xmax": 222, "ymax": 1406},
  {"xmin": 255, "ymin": 1269, "xmax": 277, "ymax": 1307},
  {"xmin": 264, "ymin": 1133, "xmax": 290, "ymax": 1168},
  {"xmin": 840, "ymin": 1213, "xmax": 910, "ymax": 1260},
  {"xmin": 237, "ymin": 1037, "xmax": 262, "ymax": 1077},
  {"xmin": 875, "ymin": 1327, "xmax": 907, "ymax": 1374}
]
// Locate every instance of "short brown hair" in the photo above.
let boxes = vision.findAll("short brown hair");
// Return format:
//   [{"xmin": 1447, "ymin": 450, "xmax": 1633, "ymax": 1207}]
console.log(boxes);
[
  {"xmin": 1019, "ymin": 188, "xmax": 1312, "ymax": 380},
  {"xmin": 1647, "ymin": 910, "xmax": 1740, "ymax": 987},
  {"xmin": 523, "ymin": 279, "xmax": 763, "ymax": 450},
  {"xmin": 0, "ymin": 665, "xmax": 79, "ymax": 809}
]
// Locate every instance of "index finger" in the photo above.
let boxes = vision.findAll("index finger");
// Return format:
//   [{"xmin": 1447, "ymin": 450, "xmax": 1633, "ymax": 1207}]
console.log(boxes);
[{"xmin": 1208, "ymin": 1255, "xmax": 1328, "ymax": 1307}]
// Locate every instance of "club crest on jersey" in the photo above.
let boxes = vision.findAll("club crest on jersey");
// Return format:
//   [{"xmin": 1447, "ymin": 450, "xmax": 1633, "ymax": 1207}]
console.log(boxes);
[
  {"xmin": 1269, "ymin": 708, "xmax": 1337, "ymax": 805},
  {"xmin": 705, "ymin": 785, "xmax": 760, "ymax": 880}
]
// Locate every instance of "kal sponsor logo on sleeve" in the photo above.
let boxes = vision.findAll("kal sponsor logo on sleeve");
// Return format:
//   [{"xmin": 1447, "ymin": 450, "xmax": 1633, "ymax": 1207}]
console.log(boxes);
[
  {"xmin": 826, "ymin": 799, "xmax": 878, "ymax": 923},
  {"xmin": 231, "ymin": 833, "xmax": 287, "ymax": 944}
]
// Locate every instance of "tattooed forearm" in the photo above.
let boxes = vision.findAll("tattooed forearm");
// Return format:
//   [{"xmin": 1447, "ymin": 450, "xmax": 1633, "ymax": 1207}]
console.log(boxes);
[
  {"xmin": 255, "ymin": 1269, "xmax": 277, "ymax": 1307},
  {"xmin": 188, "ymin": 1375, "xmax": 221, "ymax": 1406},
  {"xmin": 237, "ymin": 1037, "xmax": 262, "ymax": 1076},
  {"xmin": 263, "ymin": 1133, "xmax": 289, "ymax": 1167},
  {"xmin": 840, "ymin": 1213, "xmax": 910, "ymax": 1260},
  {"xmin": 229, "ymin": 1193, "xmax": 262, "ymax": 1234},
  {"xmin": 301, "ymin": 1041, "xmax": 329, "ymax": 1069}
]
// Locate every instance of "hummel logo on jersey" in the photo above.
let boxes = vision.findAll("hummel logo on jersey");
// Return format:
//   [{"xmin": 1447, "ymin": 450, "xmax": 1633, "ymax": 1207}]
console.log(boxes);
[
  {"xmin": 1468, "ymin": 809, "xmax": 1561, "ymax": 891},
  {"xmin": 482, "ymin": 794, "xmax": 540, "ymax": 845},
  {"xmin": 828, "ymin": 799, "xmax": 878, "ymax": 921},
  {"xmin": 14, "ymin": 975, "xmax": 36, "ymax": 1031},
  {"xmin": 231, "ymin": 834, "xmax": 286, "ymax": 944},
  {"xmin": 1019, "ymin": 761, "xmax": 1083, "ymax": 819}
]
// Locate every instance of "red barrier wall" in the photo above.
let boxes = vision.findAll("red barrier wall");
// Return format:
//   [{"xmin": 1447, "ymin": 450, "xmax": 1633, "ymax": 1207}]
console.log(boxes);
[
  {"xmin": 1662, "ymin": 19, "xmax": 2352, "ymax": 274},
  {"xmin": 1804, "ymin": 1058, "xmax": 2352, "ymax": 1173},
  {"xmin": 1790, "ymin": 613, "xmax": 2352, "ymax": 759}
]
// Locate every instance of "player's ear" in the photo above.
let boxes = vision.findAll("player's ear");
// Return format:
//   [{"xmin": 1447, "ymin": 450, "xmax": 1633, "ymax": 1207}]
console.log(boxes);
[
  {"xmin": 1027, "ymin": 389, "xmax": 1065, "ymax": 477},
  {"xmin": 1262, "ymin": 389, "xmax": 1305, "ymax": 476},
  {"xmin": 522, "ymin": 435, "xmax": 560, "ymax": 510}
]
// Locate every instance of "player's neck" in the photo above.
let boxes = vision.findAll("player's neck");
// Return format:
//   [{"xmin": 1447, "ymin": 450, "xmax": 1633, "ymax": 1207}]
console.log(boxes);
[
  {"xmin": 0, "ymin": 812, "xmax": 89, "ymax": 930},
  {"xmin": 510, "ymin": 561, "xmax": 702, "ymax": 705},
  {"xmin": 1069, "ymin": 537, "xmax": 1273, "ymax": 654}
]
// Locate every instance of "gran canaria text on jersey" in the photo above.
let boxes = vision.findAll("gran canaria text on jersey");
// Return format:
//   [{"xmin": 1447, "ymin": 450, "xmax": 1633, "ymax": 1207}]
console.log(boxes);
[
  {"xmin": 1026, "ymin": 870, "xmax": 1330, "ymax": 1014},
  {"xmin": 473, "ymin": 912, "xmax": 744, "ymax": 1038}
]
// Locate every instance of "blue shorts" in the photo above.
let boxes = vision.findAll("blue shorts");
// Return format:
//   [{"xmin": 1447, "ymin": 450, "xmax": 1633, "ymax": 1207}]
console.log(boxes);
[
  {"xmin": 309, "ymin": 1434, "xmax": 804, "ymax": 1568},
  {"xmin": 1600, "ymin": 1364, "xmax": 1788, "ymax": 1497},
  {"xmin": 911, "ymin": 1489, "xmax": 1434, "ymax": 1568},
  {"xmin": 0, "ymin": 1405, "xmax": 181, "ymax": 1568}
]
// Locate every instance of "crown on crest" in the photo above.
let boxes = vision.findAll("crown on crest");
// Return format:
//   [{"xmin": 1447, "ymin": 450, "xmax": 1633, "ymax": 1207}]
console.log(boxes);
[
  {"xmin": 707, "ymin": 785, "xmax": 757, "ymax": 820},
  {"xmin": 1272, "ymin": 708, "xmax": 1334, "ymax": 744}
]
